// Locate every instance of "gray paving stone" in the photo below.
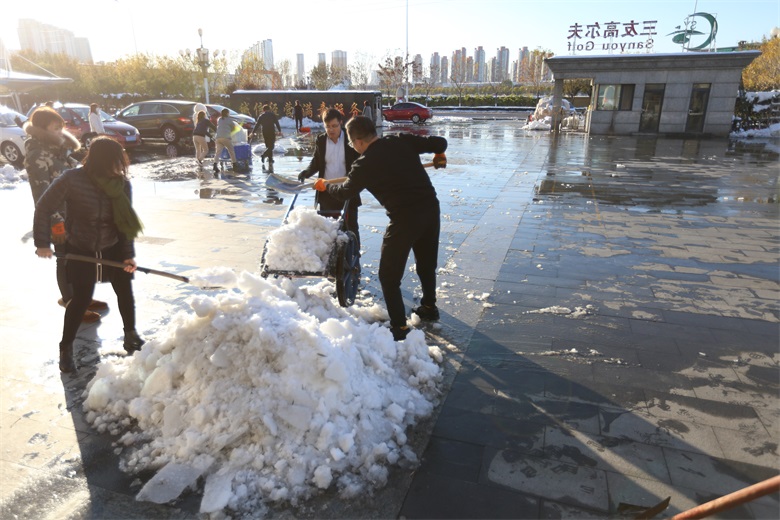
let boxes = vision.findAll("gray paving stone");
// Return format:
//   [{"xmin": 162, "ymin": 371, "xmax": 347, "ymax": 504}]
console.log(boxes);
[{"xmin": 484, "ymin": 448, "xmax": 610, "ymax": 512}]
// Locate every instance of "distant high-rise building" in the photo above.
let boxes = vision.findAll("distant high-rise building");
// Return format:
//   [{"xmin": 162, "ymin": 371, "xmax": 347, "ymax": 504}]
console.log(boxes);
[
  {"xmin": 485, "ymin": 58, "xmax": 498, "ymax": 83},
  {"xmin": 496, "ymin": 46, "xmax": 510, "ymax": 81},
  {"xmin": 17, "ymin": 18, "xmax": 93, "ymax": 63},
  {"xmin": 430, "ymin": 52, "xmax": 441, "ymax": 82},
  {"xmin": 332, "ymin": 50, "xmax": 347, "ymax": 70},
  {"xmin": 73, "ymin": 37, "xmax": 92, "ymax": 63},
  {"xmin": 0, "ymin": 39, "xmax": 9, "ymax": 69},
  {"xmin": 516, "ymin": 46, "xmax": 530, "ymax": 82},
  {"xmin": 296, "ymin": 53, "xmax": 305, "ymax": 84},
  {"xmin": 413, "ymin": 54, "xmax": 423, "ymax": 83},
  {"xmin": 440, "ymin": 56, "xmax": 449, "ymax": 84},
  {"xmin": 318, "ymin": 53, "xmax": 326, "ymax": 66},
  {"xmin": 261, "ymin": 39, "xmax": 274, "ymax": 69},
  {"xmin": 465, "ymin": 56, "xmax": 474, "ymax": 82},
  {"xmin": 245, "ymin": 39, "xmax": 274, "ymax": 69},
  {"xmin": 474, "ymin": 46, "xmax": 486, "ymax": 82},
  {"xmin": 452, "ymin": 49, "xmax": 464, "ymax": 82}
]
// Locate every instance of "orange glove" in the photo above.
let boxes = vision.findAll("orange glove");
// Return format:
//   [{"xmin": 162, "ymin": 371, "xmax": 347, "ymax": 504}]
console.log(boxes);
[
  {"xmin": 433, "ymin": 153, "xmax": 447, "ymax": 169},
  {"xmin": 313, "ymin": 178, "xmax": 327, "ymax": 192},
  {"xmin": 51, "ymin": 222, "xmax": 67, "ymax": 245}
]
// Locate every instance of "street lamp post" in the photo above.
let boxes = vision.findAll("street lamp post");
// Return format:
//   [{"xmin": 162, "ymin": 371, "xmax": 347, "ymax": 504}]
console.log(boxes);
[
  {"xmin": 180, "ymin": 30, "xmax": 225, "ymax": 104},
  {"xmin": 196, "ymin": 28, "xmax": 211, "ymax": 104}
]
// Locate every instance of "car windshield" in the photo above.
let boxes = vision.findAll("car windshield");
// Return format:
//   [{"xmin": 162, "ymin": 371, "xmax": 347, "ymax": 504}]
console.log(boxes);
[
  {"xmin": 99, "ymin": 110, "xmax": 117, "ymax": 122},
  {"xmin": 0, "ymin": 109, "xmax": 26, "ymax": 127},
  {"xmin": 68, "ymin": 106, "xmax": 119, "ymax": 122}
]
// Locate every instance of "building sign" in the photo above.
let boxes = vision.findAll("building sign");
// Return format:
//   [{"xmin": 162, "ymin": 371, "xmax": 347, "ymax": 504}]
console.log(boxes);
[
  {"xmin": 667, "ymin": 13, "xmax": 718, "ymax": 51},
  {"xmin": 567, "ymin": 20, "xmax": 658, "ymax": 53}
]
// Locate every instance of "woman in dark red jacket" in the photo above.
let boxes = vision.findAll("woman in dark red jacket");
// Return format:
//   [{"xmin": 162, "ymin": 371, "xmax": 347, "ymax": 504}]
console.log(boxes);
[{"xmin": 33, "ymin": 137, "xmax": 145, "ymax": 373}]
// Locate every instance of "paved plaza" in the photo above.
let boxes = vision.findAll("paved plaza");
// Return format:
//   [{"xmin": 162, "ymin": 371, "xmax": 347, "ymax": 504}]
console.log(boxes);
[{"xmin": 1, "ymin": 120, "xmax": 778, "ymax": 518}]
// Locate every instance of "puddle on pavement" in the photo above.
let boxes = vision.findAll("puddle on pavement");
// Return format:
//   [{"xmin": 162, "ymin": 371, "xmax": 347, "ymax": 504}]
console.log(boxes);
[{"xmin": 125, "ymin": 122, "xmax": 778, "ymax": 214}]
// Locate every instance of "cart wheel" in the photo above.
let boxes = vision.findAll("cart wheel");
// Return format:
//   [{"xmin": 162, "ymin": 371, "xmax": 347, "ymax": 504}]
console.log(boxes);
[{"xmin": 335, "ymin": 231, "xmax": 361, "ymax": 307}]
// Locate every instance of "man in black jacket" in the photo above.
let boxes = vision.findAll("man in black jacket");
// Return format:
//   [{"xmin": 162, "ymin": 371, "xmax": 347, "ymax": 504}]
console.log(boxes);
[
  {"xmin": 299, "ymin": 108, "xmax": 361, "ymax": 247},
  {"xmin": 314, "ymin": 116, "xmax": 447, "ymax": 341},
  {"xmin": 250, "ymin": 105, "xmax": 282, "ymax": 165}
]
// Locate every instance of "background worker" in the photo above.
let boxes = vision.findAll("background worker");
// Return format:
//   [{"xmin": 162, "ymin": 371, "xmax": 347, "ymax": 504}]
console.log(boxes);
[
  {"xmin": 314, "ymin": 116, "xmax": 447, "ymax": 341},
  {"xmin": 87, "ymin": 103, "xmax": 105, "ymax": 138},
  {"xmin": 251, "ymin": 105, "xmax": 282, "ymax": 166},
  {"xmin": 24, "ymin": 106, "xmax": 106, "ymax": 323},
  {"xmin": 362, "ymin": 100, "xmax": 373, "ymax": 122},
  {"xmin": 298, "ymin": 108, "xmax": 361, "ymax": 248},
  {"xmin": 193, "ymin": 110, "xmax": 216, "ymax": 167},
  {"xmin": 33, "ymin": 137, "xmax": 145, "ymax": 373},
  {"xmin": 213, "ymin": 108, "xmax": 240, "ymax": 173},
  {"xmin": 293, "ymin": 100, "xmax": 304, "ymax": 132}
]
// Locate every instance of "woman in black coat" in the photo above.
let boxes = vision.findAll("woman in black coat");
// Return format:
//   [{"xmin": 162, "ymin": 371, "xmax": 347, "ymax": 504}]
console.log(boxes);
[{"xmin": 34, "ymin": 137, "xmax": 145, "ymax": 373}]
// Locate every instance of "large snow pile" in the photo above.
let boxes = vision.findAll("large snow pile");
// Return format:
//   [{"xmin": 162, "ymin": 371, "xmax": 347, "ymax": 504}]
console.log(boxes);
[
  {"xmin": 82, "ymin": 271, "xmax": 443, "ymax": 515},
  {"xmin": 0, "ymin": 164, "xmax": 26, "ymax": 189},
  {"xmin": 264, "ymin": 207, "xmax": 346, "ymax": 273}
]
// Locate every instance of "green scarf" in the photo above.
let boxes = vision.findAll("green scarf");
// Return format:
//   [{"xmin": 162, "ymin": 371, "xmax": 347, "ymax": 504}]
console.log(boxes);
[{"xmin": 87, "ymin": 171, "xmax": 144, "ymax": 240}]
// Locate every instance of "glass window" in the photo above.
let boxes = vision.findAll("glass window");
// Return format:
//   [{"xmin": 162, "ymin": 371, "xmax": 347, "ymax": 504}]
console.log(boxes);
[
  {"xmin": 139, "ymin": 103, "xmax": 160, "ymax": 115},
  {"xmin": 619, "ymin": 84, "xmax": 635, "ymax": 110},
  {"xmin": 121, "ymin": 105, "xmax": 141, "ymax": 117},
  {"xmin": 160, "ymin": 104, "xmax": 179, "ymax": 114},
  {"xmin": 596, "ymin": 84, "xmax": 635, "ymax": 111}
]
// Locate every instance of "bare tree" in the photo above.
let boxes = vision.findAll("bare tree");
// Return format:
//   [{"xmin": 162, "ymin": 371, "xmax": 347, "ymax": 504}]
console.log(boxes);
[
  {"xmin": 309, "ymin": 63, "xmax": 336, "ymax": 90},
  {"xmin": 349, "ymin": 52, "xmax": 375, "ymax": 89},
  {"xmin": 449, "ymin": 58, "xmax": 466, "ymax": 106},
  {"xmin": 377, "ymin": 54, "xmax": 413, "ymax": 100},
  {"xmin": 417, "ymin": 65, "xmax": 439, "ymax": 105},
  {"xmin": 275, "ymin": 59, "xmax": 292, "ymax": 88}
]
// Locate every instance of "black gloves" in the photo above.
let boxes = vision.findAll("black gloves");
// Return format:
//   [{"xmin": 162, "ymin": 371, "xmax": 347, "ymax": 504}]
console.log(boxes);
[{"xmin": 298, "ymin": 171, "xmax": 308, "ymax": 182}]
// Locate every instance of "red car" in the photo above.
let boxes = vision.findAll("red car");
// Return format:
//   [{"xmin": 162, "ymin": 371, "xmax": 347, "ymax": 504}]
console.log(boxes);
[
  {"xmin": 382, "ymin": 102, "xmax": 432, "ymax": 123},
  {"xmin": 28, "ymin": 103, "xmax": 142, "ymax": 149}
]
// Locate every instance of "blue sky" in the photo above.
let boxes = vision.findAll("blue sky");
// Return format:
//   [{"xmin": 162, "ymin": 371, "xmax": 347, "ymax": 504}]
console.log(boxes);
[{"xmin": 3, "ymin": 0, "xmax": 777, "ymax": 69}]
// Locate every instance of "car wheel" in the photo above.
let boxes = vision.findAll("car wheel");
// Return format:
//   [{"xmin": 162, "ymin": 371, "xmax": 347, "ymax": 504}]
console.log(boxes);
[
  {"xmin": 412, "ymin": 114, "xmax": 420, "ymax": 123},
  {"xmin": 1, "ymin": 141, "xmax": 22, "ymax": 164},
  {"xmin": 162, "ymin": 125, "xmax": 179, "ymax": 143}
]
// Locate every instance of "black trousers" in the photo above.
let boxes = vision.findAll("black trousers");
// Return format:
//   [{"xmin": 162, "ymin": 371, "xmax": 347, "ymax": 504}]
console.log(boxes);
[
  {"xmin": 61, "ymin": 242, "xmax": 136, "ymax": 347},
  {"xmin": 318, "ymin": 195, "xmax": 361, "ymax": 252},
  {"xmin": 379, "ymin": 204, "xmax": 440, "ymax": 328},
  {"xmin": 261, "ymin": 132, "xmax": 276, "ymax": 161}
]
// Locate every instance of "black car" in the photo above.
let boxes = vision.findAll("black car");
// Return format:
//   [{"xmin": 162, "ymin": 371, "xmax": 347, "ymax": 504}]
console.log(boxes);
[{"xmin": 115, "ymin": 100, "xmax": 197, "ymax": 143}]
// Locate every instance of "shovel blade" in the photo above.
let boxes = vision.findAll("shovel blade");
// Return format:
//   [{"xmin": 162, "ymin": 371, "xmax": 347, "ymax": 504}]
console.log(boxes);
[{"xmin": 264, "ymin": 173, "xmax": 313, "ymax": 194}]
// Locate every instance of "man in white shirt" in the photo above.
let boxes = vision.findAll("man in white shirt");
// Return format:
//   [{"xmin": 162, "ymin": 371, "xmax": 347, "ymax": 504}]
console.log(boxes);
[{"xmin": 298, "ymin": 108, "xmax": 361, "ymax": 246}]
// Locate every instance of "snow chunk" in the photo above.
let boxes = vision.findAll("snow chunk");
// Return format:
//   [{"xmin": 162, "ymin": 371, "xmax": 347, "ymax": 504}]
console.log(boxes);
[{"xmin": 136, "ymin": 463, "xmax": 203, "ymax": 504}]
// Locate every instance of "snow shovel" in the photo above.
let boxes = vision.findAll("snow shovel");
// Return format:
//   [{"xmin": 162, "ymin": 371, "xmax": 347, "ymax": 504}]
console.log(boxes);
[
  {"xmin": 264, "ymin": 172, "xmax": 347, "ymax": 194},
  {"xmin": 65, "ymin": 254, "xmax": 224, "ymax": 289}
]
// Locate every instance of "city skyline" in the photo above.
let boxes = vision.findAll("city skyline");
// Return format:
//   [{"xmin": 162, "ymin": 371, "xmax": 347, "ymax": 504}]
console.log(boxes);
[{"xmin": 2, "ymin": 0, "xmax": 776, "ymax": 72}]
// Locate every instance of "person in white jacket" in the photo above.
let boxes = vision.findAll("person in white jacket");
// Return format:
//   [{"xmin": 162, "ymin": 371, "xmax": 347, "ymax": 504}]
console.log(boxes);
[{"xmin": 88, "ymin": 103, "xmax": 105, "ymax": 135}]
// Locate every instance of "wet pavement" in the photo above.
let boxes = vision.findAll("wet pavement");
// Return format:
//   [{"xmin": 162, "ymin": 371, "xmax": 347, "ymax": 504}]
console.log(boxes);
[{"xmin": 1, "ymin": 119, "xmax": 778, "ymax": 519}]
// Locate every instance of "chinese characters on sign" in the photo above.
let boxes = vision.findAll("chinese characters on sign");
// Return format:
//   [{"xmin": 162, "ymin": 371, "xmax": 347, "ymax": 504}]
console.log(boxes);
[{"xmin": 567, "ymin": 20, "xmax": 658, "ymax": 53}]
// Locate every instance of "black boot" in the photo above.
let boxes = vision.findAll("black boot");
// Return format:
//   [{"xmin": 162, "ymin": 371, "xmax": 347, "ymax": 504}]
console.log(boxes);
[
  {"xmin": 123, "ymin": 330, "xmax": 145, "ymax": 353},
  {"xmin": 59, "ymin": 342, "xmax": 76, "ymax": 373}
]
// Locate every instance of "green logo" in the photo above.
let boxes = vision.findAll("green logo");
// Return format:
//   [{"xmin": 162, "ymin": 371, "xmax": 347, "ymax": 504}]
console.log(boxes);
[{"xmin": 667, "ymin": 12, "xmax": 718, "ymax": 50}]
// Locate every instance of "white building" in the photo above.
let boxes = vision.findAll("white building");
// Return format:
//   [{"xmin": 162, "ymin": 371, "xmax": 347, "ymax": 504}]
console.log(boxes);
[
  {"xmin": 17, "ymin": 19, "xmax": 92, "ymax": 63},
  {"xmin": 296, "ymin": 53, "xmax": 305, "ymax": 84},
  {"xmin": 332, "ymin": 50, "xmax": 347, "ymax": 70}
]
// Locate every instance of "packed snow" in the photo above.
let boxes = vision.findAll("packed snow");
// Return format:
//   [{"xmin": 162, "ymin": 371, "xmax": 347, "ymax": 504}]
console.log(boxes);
[
  {"xmin": 0, "ymin": 164, "xmax": 25, "ymax": 189},
  {"xmin": 82, "ymin": 269, "xmax": 444, "ymax": 516},
  {"xmin": 262, "ymin": 207, "xmax": 347, "ymax": 273}
]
